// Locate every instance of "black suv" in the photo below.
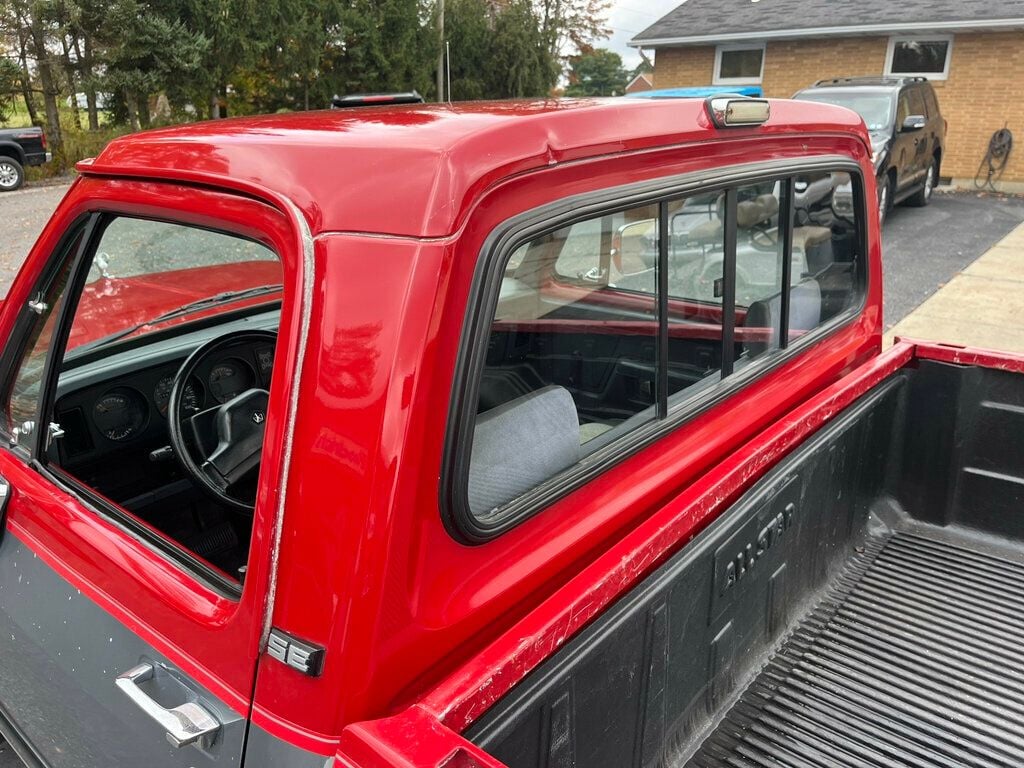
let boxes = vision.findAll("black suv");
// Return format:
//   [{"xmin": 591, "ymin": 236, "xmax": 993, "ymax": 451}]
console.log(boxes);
[{"xmin": 793, "ymin": 76, "xmax": 946, "ymax": 224}]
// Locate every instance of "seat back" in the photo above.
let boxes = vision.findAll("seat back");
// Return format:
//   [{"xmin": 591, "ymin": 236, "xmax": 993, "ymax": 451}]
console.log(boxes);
[
  {"xmin": 743, "ymin": 279, "xmax": 822, "ymax": 357},
  {"xmin": 468, "ymin": 386, "xmax": 580, "ymax": 518}
]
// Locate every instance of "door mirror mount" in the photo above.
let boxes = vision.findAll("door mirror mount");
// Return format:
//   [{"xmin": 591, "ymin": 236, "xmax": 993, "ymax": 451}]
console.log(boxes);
[
  {"xmin": 901, "ymin": 115, "xmax": 927, "ymax": 132},
  {"xmin": 612, "ymin": 219, "xmax": 658, "ymax": 277}
]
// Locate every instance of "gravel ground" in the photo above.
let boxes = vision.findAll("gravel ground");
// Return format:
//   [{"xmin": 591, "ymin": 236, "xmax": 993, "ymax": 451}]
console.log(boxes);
[{"xmin": 0, "ymin": 181, "xmax": 73, "ymax": 295}]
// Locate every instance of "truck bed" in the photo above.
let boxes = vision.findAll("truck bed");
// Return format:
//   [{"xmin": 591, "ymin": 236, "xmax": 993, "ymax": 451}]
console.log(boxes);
[
  {"xmin": 467, "ymin": 358, "xmax": 1024, "ymax": 768},
  {"xmin": 690, "ymin": 523, "xmax": 1024, "ymax": 767}
]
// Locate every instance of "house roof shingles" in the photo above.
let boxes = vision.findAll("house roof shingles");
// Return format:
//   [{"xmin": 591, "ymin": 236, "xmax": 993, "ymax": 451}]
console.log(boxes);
[{"xmin": 632, "ymin": 0, "xmax": 1024, "ymax": 45}]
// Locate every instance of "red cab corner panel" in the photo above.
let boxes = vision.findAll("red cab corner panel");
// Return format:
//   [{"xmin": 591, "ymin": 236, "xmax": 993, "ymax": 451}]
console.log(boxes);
[
  {"xmin": 416, "ymin": 342, "xmax": 916, "ymax": 733},
  {"xmin": 335, "ymin": 706, "xmax": 507, "ymax": 768}
]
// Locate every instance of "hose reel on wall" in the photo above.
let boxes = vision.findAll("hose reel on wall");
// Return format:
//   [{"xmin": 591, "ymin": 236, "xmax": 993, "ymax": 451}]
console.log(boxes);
[{"xmin": 975, "ymin": 127, "xmax": 1014, "ymax": 191}]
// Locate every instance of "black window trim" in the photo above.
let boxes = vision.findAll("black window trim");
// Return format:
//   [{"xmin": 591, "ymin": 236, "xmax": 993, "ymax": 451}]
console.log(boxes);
[
  {"xmin": 442, "ymin": 155, "xmax": 867, "ymax": 544},
  {"xmin": 779, "ymin": 179, "xmax": 795, "ymax": 348},
  {"xmin": 0, "ymin": 214, "xmax": 96, "ymax": 453},
  {"xmin": 0, "ymin": 210, "xmax": 286, "ymax": 600}
]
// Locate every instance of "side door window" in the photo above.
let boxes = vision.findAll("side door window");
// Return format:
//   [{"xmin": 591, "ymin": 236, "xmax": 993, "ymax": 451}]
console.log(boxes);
[
  {"xmin": 894, "ymin": 91, "xmax": 916, "ymax": 184},
  {"xmin": 0, "ymin": 188, "xmax": 292, "ymax": 767},
  {"xmin": 896, "ymin": 91, "xmax": 911, "ymax": 126},
  {"xmin": 3, "ymin": 226, "xmax": 85, "ymax": 439},
  {"xmin": 907, "ymin": 87, "xmax": 927, "ymax": 121},
  {"xmin": 907, "ymin": 87, "xmax": 930, "ymax": 165},
  {"xmin": 51, "ymin": 216, "xmax": 280, "ymax": 583},
  {"xmin": 450, "ymin": 167, "xmax": 866, "ymax": 538}
]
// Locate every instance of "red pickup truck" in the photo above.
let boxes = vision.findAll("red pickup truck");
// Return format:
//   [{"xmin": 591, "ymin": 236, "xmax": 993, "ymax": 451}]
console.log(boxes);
[{"xmin": 0, "ymin": 96, "xmax": 1021, "ymax": 768}]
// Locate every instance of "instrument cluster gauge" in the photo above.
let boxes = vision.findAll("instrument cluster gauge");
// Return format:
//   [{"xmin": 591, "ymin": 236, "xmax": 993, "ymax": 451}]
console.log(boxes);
[
  {"xmin": 154, "ymin": 376, "xmax": 202, "ymax": 417},
  {"xmin": 208, "ymin": 358, "xmax": 255, "ymax": 403},
  {"xmin": 256, "ymin": 347, "xmax": 274, "ymax": 379},
  {"xmin": 93, "ymin": 388, "xmax": 148, "ymax": 442}
]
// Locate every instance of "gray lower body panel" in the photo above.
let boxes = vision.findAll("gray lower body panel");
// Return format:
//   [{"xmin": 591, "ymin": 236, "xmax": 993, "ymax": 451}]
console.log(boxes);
[{"xmin": 0, "ymin": 532, "xmax": 244, "ymax": 768}]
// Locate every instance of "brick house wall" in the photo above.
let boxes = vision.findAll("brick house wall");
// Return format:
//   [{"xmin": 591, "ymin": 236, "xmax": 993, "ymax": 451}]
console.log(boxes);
[{"xmin": 653, "ymin": 32, "xmax": 1024, "ymax": 187}]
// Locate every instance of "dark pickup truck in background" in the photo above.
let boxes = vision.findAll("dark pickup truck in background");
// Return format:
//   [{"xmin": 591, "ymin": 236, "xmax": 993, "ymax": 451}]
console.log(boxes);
[{"xmin": 0, "ymin": 126, "xmax": 51, "ymax": 191}]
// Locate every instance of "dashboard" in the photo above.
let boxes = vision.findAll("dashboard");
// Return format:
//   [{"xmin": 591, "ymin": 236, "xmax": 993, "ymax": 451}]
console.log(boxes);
[
  {"xmin": 50, "ymin": 313, "xmax": 278, "ymax": 504},
  {"xmin": 67, "ymin": 342, "xmax": 275, "ymax": 446}
]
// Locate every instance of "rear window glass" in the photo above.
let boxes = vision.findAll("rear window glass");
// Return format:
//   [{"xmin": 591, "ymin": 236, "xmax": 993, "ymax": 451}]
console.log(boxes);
[{"xmin": 449, "ymin": 167, "xmax": 866, "ymax": 537}]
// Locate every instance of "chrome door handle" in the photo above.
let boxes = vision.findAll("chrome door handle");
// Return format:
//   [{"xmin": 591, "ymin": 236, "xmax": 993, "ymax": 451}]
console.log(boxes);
[{"xmin": 115, "ymin": 663, "xmax": 221, "ymax": 748}]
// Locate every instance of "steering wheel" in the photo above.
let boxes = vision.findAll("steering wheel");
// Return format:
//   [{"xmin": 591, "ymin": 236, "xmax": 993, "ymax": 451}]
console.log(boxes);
[
  {"xmin": 167, "ymin": 330, "xmax": 277, "ymax": 514},
  {"xmin": 750, "ymin": 226, "xmax": 778, "ymax": 249}
]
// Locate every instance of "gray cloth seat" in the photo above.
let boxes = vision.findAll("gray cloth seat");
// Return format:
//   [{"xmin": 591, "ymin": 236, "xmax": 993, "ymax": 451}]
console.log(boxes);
[
  {"xmin": 579, "ymin": 421, "xmax": 615, "ymax": 443},
  {"xmin": 743, "ymin": 279, "xmax": 822, "ymax": 357},
  {"xmin": 468, "ymin": 385, "xmax": 581, "ymax": 518}
]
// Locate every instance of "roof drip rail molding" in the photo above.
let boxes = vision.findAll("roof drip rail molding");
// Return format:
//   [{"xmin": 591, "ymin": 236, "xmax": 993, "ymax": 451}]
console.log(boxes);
[{"xmin": 811, "ymin": 75, "xmax": 928, "ymax": 87}]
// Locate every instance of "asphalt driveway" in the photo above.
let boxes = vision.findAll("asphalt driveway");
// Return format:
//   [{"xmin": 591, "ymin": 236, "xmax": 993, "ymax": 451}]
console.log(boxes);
[
  {"xmin": 0, "ymin": 180, "xmax": 74, "ymax": 295},
  {"xmin": 882, "ymin": 189, "xmax": 1024, "ymax": 327}
]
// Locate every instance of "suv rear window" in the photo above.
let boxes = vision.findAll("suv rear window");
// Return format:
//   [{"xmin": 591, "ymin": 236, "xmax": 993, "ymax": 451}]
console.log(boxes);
[{"xmin": 447, "ymin": 166, "xmax": 866, "ymax": 540}]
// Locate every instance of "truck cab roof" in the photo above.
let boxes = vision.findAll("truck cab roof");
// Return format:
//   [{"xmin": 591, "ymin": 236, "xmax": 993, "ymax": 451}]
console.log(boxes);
[{"xmin": 81, "ymin": 98, "xmax": 870, "ymax": 238}]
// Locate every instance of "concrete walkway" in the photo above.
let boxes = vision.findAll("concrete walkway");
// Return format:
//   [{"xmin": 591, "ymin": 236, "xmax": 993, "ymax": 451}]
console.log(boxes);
[{"xmin": 885, "ymin": 220, "xmax": 1024, "ymax": 353}]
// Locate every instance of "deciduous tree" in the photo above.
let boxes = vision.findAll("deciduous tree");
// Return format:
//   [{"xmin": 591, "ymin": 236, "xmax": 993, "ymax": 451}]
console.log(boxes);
[
  {"xmin": 534, "ymin": 0, "xmax": 611, "ymax": 61},
  {"xmin": 445, "ymin": 0, "xmax": 557, "ymax": 100},
  {"xmin": 564, "ymin": 47, "xmax": 627, "ymax": 97},
  {"xmin": 0, "ymin": 59, "xmax": 22, "ymax": 123}
]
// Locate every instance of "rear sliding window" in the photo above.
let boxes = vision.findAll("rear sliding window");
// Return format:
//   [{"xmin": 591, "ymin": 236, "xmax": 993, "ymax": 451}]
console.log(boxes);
[{"xmin": 448, "ymin": 167, "xmax": 865, "ymax": 539}]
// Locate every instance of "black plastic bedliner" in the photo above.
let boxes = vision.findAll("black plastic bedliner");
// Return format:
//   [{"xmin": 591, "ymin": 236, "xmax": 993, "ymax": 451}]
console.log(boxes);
[
  {"xmin": 689, "ymin": 526, "xmax": 1024, "ymax": 768},
  {"xmin": 470, "ymin": 362, "xmax": 1024, "ymax": 768}
]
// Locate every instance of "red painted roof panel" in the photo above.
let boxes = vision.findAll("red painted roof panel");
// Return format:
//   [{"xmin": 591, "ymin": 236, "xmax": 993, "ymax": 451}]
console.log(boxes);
[{"xmin": 82, "ymin": 98, "xmax": 868, "ymax": 237}]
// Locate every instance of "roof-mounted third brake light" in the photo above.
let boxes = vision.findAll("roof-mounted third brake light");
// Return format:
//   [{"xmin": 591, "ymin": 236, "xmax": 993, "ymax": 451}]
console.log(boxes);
[
  {"xmin": 330, "ymin": 91, "xmax": 424, "ymax": 109},
  {"xmin": 706, "ymin": 96, "xmax": 771, "ymax": 128}
]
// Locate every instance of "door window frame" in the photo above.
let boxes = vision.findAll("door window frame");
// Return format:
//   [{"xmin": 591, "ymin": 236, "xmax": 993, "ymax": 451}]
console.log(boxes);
[
  {"xmin": 0, "ymin": 175, "xmax": 306, "ymax": 715},
  {"xmin": 442, "ymin": 157, "xmax": 867, "ymax": 542},
  {"xmin": 9, "ymin": 211, "xmax": 285, "ymax": 597},
  {"xmin": 0, "ymin": 214, "xmax": 96, "ymax": 456}
]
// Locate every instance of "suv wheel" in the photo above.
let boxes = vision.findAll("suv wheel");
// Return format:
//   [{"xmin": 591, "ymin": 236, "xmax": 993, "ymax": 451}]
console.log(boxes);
[
  {"xmin": 878, "ymin": 174, "xmax": 892, "ymax": 225},
  {"xmin": 909, "ymin": 160, "xmax": 936, "ymax": 207},
  {"xmin": 0, "ymin": 157, "xmax": 24, "ymax": 191}
]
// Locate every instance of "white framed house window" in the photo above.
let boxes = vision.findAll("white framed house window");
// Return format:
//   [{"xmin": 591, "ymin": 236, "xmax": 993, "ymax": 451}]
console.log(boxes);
[
  {"xmin": 713, "ymin": 43, "xmax": 765, "ymax": 85},
  {"xmin": 885, "ymin": 36, "xmax": 953, "ymax": 80}
]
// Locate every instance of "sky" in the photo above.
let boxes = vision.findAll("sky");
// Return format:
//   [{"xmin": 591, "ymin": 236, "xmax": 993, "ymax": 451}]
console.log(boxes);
[{"xmin": 602, "ymin": 0, "xmax": 683, "ymax": 69}]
